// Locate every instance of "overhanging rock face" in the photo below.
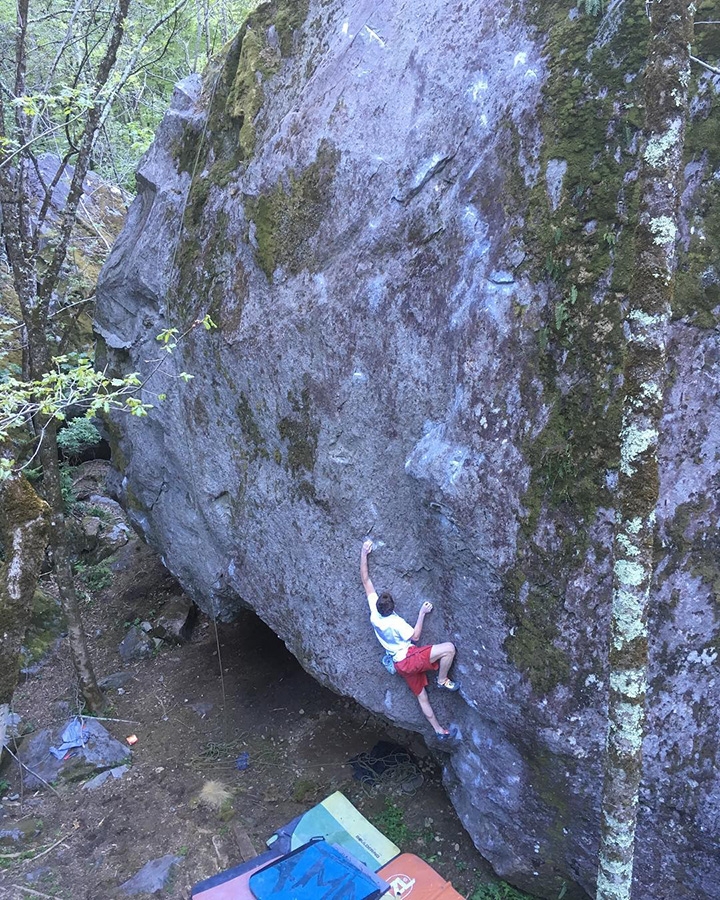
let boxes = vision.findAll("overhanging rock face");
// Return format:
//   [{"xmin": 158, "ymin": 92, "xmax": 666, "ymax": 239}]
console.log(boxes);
[{"xmin": 95, "ymin": 2, "xmax": 720, "ymax": 897}]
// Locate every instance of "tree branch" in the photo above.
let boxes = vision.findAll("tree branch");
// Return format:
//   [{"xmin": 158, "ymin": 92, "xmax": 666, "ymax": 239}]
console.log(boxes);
[
  {"xmin": 690, "ymin": 54, "xmax": 720, "ymax": 76},
  {"xmin": 95, "ymin": 0, "xmax": 189, "ymax": 137},
  {"xmin": 38, "ymin": 0, "xmax": 132, "ymax": 304}
]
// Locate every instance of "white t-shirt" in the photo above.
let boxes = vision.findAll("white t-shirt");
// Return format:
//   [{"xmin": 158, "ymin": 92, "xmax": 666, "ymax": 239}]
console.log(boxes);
[{"xmin": 368, "ymin": 592, "xmax": 414, "ymax": 661}]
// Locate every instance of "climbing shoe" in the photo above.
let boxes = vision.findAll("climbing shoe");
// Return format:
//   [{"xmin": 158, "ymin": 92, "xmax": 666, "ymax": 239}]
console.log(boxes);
[
  {"xmin": 436, "ymin": 677, "xmax": 460, "ymax": 692},
  {"xmin": 436, "ymin": 724, "xmax": 462, "ymax": 746}
]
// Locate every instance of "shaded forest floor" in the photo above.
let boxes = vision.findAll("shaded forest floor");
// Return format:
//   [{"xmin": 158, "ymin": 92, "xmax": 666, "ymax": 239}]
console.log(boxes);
[{"xmin": 0, "ymin": 533, "xmax": 508, "ymax": 899}]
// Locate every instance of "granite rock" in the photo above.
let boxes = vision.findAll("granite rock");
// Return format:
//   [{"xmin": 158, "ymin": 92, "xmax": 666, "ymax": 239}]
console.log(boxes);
[{"xmin": 95, "ymin": 2, "xmax": 720, "ymax": 897}]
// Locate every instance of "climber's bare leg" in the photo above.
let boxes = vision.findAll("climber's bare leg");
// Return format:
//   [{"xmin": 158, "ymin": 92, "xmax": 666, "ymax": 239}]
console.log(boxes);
[
  {"xmin": 430, "ymin": 642, "xmax": 456, "ymax": 683},
  {"xmin": 416, "ymin": 688, "xmax": 447, "ymax": 735}
]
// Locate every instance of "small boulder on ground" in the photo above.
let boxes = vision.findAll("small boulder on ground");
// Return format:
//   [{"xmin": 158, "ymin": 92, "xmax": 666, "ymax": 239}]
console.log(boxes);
[
  {"xmin": 83, "ymin": 764, "xmax": 129, "ymax": 791},
  {"xmin": 152, "ymin": 594, "xmax": 197, "ymax": 643},
  {"xmin": 99, "ymin": 671, "xmax": 133, "ymax": 691},
  {"xmin": 118, "ymin": 854, "xmax": 182, "ymax": 895},
  {"xmin": 71, "ymin": 460, "xmax": 112, "ymax": 500},
  {"xmin": 0, "ymin": 815, "xmax": 43, "ymax": 846},
  {"xmin": 19, "ymin": 718, "xmax": 130, "ymax": 789},
  {"xmin": 119, "ymin": 626, "xmax": 155, "ymax": 662}
]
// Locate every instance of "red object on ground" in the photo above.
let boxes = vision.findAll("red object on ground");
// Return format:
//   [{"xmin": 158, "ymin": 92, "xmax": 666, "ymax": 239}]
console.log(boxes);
[
  {"xmin": 378, "ymin": 853, "xmax": 464, "ymax": 899},
  {"xmin": 126, "ymin": 734, "xmax": 138, "ymax": 745}
]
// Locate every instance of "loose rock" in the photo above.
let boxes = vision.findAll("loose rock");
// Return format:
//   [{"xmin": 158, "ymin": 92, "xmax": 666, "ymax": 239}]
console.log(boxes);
[
  {"xmin": 119, "ymin": 626, "xmax": 155, "ymax": 662},
  {"xmin": 118, "ymin": 854, "xmax": 182, "ymax": 895}
]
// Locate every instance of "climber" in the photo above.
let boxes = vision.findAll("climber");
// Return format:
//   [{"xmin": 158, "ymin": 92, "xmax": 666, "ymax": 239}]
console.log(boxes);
[{"xmin": 360, "ymin": 539, "xmax": 459, "ymax": 740}]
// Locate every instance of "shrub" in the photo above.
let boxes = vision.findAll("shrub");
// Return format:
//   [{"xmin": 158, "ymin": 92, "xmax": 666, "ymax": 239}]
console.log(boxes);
[
  {"xmin": 75, "ymin": 562, "xmax": 113, "ymax": 591},
  {"xmin": 57, "ymin": 418, "xmax": 101, "ymax": 460}
]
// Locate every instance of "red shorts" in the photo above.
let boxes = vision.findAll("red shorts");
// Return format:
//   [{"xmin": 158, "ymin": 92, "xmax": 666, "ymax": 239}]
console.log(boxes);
[{"xmin": 394, "ymin": 645, "xmax": 438, "ymax": 696}]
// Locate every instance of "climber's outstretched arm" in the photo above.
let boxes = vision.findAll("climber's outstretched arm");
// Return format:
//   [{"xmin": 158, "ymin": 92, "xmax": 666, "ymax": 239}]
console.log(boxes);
[{"xmin": 360, "ymin": 539, "xmax": 375, "ymax": 598}]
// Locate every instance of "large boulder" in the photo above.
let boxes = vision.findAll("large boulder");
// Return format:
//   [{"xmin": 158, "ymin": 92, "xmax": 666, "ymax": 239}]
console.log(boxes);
[
  {"xmin": 94, "ymin": 2, "xmax": 720, "ymax": 897},
  {"xmin": 19, "ymin": 718, "xmax": 130, "ymax": 789}
]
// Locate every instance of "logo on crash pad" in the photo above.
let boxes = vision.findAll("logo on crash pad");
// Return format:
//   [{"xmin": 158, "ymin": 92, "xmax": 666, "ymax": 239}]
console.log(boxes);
[{"xmin": 389, "ymin": 874, "xmax": 416, "ymax": 896}]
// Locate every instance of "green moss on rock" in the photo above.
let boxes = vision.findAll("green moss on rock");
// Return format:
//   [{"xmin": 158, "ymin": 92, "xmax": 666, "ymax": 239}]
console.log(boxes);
[
  {"xmin": 675, "ymin": 82, "xmax": 720, "ymax": 329},
  {"xmin": 502, "ymin": 2, "xmax": 648, "ymax": 694},
  {"xmin": 660, "ymin": 499, "xmax": 720, "ymax": 615},
  {"xmin": 236, "ymin": 392, "xmax": 267, "ymax": 461},
  {"xmin": 173, "ymin": 0, "xmax": 309, "ymax": 178},
  {"xmin": 22, "ymin": 588, "xmax": 64, "ymax": 668},
  {"xmin": 277, "ymin": 386, "xmax": 319, "ymax": 476},
  {"xmin": 246, "ymin": 141, "xmax": 340, "ymax": 279},
  {"xmin": 274, "ymin": 0, "xmax": 310, "ymax": 56},
  {"xmin": 504, "ymin": 575, "xmax": 572, "ymax": 696},
  {"xmin": 226, "ymin": 24, "xmax": 281, "ymax": 159}
]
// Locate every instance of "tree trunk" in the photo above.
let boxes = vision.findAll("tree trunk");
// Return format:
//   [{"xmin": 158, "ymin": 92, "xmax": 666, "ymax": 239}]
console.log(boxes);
[
  {"xmin": 36, "ymin": 420, "xmax": 105, "ymax": 713},
  {"xmin": 0, "ymin": 475, "xmax": 49, "ymax": 753},
  {"xmin": 0, "ymin": 0, "xmax": 132, "ymax": 717},
  {"xmin": 596, "ymin": 3, "xmax": 694, "ymax": 899}
]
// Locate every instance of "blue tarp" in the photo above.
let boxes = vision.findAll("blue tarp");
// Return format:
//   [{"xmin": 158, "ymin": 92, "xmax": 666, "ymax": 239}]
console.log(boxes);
[
  {"xmin": 248, "ymin": 839, "xmax": 389, "ymax": 900},
  {"xmin": 49, "ymin": 717, "xmax": 88, "ymax": 759}
]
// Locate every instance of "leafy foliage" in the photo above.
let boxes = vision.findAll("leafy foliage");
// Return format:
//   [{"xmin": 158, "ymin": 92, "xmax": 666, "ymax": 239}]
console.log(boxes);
[
  {"xmin": 59, "ymin": 464, "xmax": 77, "ymax": 513},
  {"xmin": 0, "ymin": 0, "xmax": 234, "ymax": 713},
  {"xmin": 0, "ymin": 315, "xmax": 215, "ymax": 478},
  {"xmin": 56, "ymin": 419, "xmax": 102, "ymax": 459},
  {"xmin": 0, "ymin": 0, "xmax": 260, "ymax": 187},
  {"xmin": 75, "ymin": 562, "xmax": 113, "ymax": 592},
  {"xmin": 370, "ymin": 800, "xmax": 413, "ymax": 848}
]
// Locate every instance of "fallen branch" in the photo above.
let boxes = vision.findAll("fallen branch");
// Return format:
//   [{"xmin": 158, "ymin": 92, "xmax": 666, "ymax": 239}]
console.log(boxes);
[
  {"xmin": 85, "ymin": 715, "xmax": 140, "ymax": 724},
  {"xmin": 9, "ymin": 887, "xmax": 57, "ymax": 899},
  {"xmin": 2, "ymin": 745, "xmax": 62, "ymax": 799}
]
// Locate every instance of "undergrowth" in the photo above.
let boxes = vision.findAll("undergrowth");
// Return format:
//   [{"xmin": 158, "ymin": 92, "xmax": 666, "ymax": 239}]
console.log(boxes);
[{"xmin": 470, "ymin": 881, "xmax": 535, "ymax": 899}]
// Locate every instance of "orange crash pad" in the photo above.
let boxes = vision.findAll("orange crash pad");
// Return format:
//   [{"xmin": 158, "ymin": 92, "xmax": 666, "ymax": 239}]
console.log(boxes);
[{"xmin": 378, "ymin": 853, "xmax": 464, "ymax": 899}]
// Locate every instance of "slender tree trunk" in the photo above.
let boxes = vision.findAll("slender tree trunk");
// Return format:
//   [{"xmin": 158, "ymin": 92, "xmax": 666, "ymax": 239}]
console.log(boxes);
[
  {"xmin": 0, "ymin": 475, "xmax": 49, "ymax": 753},
  {"xmin": 37, "ymin": 421, "xmax": 106, "ymax": 712},
  {"xmin": 596, "ymin": 4, "xmax": 694, "ymax": 899}
]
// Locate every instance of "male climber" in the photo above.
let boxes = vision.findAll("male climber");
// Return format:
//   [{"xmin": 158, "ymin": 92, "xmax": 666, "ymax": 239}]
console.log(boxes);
[{"xmin": 360, "ymin": 539, "xmax": 458, "ymax": 739}]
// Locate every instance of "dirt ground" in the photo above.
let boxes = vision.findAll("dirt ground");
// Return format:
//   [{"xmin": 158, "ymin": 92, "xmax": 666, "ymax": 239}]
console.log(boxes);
[{"xmin": 0, "ymin": 533, "xmax": 506, "ymax": 900}]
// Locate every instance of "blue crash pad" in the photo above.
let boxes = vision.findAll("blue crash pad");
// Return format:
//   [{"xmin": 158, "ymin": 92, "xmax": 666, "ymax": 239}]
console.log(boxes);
[{"xmin": 248, "ymin": 839, "xmax": 389, "ymax": 900}]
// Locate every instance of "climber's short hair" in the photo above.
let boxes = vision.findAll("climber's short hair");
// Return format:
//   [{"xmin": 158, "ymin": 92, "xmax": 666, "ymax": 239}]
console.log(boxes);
[{"xmin": 376, "ymin": 591, "xmax": 395, "ymax": 616}]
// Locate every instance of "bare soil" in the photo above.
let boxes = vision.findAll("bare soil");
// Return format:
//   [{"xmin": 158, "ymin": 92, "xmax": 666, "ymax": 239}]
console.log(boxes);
[{"xmin": 1, "ymin": 534, "xmax": 499, "ymax": 899}]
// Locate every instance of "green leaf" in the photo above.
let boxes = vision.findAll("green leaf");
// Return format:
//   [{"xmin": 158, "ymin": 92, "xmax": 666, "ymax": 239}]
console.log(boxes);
[
  {"xmin": 555, "ymin": 302, "xmax": 568, "ymax": 330},
  {"xmin": 156, "ymin": 327, "xmax": 178, "ymax": 344}
]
